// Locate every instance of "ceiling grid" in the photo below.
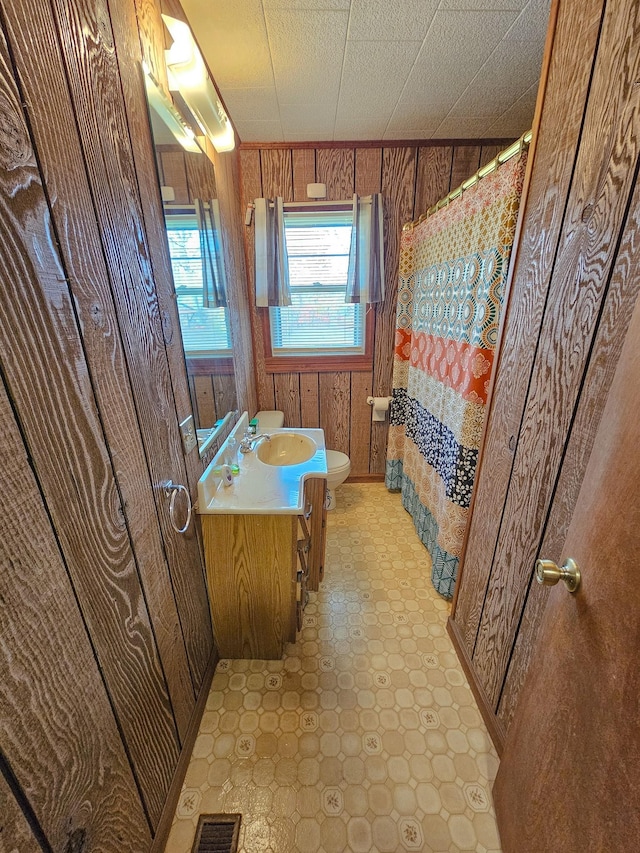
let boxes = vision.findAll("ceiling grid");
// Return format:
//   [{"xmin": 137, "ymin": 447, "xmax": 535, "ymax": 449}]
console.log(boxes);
[{"xmin": 180, "ymin": 0, "xmax": 550, "ymax": 143}]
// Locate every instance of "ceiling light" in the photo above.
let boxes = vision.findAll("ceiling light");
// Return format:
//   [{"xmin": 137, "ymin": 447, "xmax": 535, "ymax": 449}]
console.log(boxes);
[
  {"xmin": 143, "ymin": 63, "xmax": 202, "ymax": 153},
  {"xmin": 162, "ymin": 15, "xmax": 235, "ymax": 153}
]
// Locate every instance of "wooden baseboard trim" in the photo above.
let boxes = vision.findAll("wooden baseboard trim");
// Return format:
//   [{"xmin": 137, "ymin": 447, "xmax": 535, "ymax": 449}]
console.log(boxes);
[
  {"xmin": 346, "ymin": 474, "xmax": 385, "ymax": 483},
  {"xmin": 151, "ymin": 647, "xmax": 219, "ymax": 851},
  {"xmin": 447, "ymin": 617, "xmax": 506, "ymax": 756}
]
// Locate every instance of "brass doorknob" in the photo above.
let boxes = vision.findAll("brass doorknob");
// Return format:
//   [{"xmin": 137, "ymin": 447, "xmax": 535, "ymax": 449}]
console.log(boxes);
[{"xmin": 535, "ymin": 558, "xmax": 581, "ymax": 593}]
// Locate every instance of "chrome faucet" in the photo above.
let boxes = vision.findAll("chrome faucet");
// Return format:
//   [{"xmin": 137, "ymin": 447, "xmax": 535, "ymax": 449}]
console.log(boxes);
[{"xmin": 239, "ymin": 430, "xmax": 271, "ymax": 454}]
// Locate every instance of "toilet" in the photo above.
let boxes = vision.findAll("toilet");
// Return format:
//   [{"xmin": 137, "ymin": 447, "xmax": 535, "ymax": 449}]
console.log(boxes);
[
  {"xmin": 255, "ymin": 410, "xmax": 351, "ymax": 510},
  {"xmin": 324, "ymin": 449, "xmax": 351, "ymax": 510}
]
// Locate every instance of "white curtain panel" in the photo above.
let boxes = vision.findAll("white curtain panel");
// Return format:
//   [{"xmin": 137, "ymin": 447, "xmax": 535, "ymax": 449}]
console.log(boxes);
[
  {"xmin": 195, "ymin": 198, "xmax": 227, "ymax": 308},
  {"xmin": 254, "ymin": 197, "xmax": 292, "ymax": 307},
  {"xmin": 346, "ymin": 193, "xmax": 385, "ymax": 305}
]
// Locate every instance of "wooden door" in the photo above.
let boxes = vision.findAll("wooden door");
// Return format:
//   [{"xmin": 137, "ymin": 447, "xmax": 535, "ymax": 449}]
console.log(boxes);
[{"xmin": 493, "ymin": 291, "xmax": 640, "ymax": 851}]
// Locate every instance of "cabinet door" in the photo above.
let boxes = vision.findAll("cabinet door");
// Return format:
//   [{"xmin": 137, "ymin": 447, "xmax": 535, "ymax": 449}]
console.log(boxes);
[
  {"xmin": 203, "ymin": 514, "xmax": 297, "ymax": 659},
  {"xmin": 304, "ymin": 478, "xmax": 327, "ymax": 591}
]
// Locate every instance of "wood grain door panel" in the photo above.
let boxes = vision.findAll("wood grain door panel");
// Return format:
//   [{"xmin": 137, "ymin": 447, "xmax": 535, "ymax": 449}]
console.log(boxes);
[
  {"xmin": 0, "ymin": 14, "xmax": 179, "ymax": 827},
  {"xmin": 493, "ymin": 261, "xmax": 640, "ymax": 853},
  {"xmin": 497, "ymin": 164, "xmax": 640, "ymax": 729},
  {"xmin": 472, "ymin": 0, "xmax": 640, "ymax": 705},
  {"xmin": 0, "ymin": 0, "xmax": 197, "ymax": 744},
  {"xmin": 0, "ymin": 772, "xmax": 40, "ymax": 852},
  {"xmin": 48, "ymin": 0, "xmax": 213, "ymax": 689},
  {"xmin": 0, "ymin": 380, "xmax": 151, "ymax": 849},
  {"xmin": 452, "ymin": 0, "xmax": 604, "ymax": 655}
]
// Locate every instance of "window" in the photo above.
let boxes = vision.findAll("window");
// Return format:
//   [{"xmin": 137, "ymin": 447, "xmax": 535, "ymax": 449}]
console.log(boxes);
[
  {"xmin": 165, "ymin": 208, "xmax": 232, "ymax": 362},
  {"xmin": 264, "ymin": 206, "xmax": 373, "ymax": 372}
]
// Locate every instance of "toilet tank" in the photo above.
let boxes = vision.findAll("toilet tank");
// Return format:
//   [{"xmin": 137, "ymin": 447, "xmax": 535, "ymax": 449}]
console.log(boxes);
[{"xmin": 254, "ymin": 410, "xmax": 285, "ymax": 430}]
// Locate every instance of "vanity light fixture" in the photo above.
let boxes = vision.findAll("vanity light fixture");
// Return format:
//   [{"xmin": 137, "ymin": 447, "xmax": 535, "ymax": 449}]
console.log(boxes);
[
  {"xmin": 143, "ymin": 61, "xmax": 202, "ymax": 153},
  {"xmin": 161, "ymin": 15, "xmax": 236, "ymax": 153}
]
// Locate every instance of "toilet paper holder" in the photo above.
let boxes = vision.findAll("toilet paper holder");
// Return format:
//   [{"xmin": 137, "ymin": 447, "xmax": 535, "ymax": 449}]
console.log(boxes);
[{"xmin": 366, "ymin": 395, "xmax": 392, "ymax": 421}]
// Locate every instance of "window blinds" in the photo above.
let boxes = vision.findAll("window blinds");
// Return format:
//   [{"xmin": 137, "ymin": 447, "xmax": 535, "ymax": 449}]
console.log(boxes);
[
  {"xmin": 270, "ymin": 208, "xmax": 364, "ymax": 356},
  {"xmin": 165, "ymin": 213, "xmax": 231, "ymax": 356}
]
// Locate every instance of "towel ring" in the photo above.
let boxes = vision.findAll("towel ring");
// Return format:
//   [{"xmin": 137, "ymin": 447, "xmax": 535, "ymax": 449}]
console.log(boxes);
[{"xmin": 162, "ymin": 480, "xmax": 192, "ymax": 534}]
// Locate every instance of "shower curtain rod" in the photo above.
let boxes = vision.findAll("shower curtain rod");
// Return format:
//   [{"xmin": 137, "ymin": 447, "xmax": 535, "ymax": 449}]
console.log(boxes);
[{"xmin": 403, "ymin": 129, "xmax": 532, "ymax": 231}]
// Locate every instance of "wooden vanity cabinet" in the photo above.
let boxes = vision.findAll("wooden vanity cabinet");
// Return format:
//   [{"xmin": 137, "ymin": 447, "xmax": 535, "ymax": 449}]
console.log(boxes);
[
  {"xmin": 201, "ymin": 477, "xmax": 327, "ymax": 659},
  {"xmin": 302, "ymin": 477, "xmax": 327, "ymax": 592}
]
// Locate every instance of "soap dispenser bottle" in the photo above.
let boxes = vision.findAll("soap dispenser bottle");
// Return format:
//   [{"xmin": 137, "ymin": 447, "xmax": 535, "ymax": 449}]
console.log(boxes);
[{"xmin": 224, "ymin": 436, "xmax": 240, "ymax": 475}]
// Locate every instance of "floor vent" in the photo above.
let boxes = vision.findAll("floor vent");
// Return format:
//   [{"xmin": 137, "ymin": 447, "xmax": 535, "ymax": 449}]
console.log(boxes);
[{"xmin": 191, "ymin": 814, "xmax": 241, "ymax": 853}]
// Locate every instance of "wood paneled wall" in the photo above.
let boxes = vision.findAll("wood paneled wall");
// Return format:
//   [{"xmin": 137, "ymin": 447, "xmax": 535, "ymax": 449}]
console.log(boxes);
[
  {"xmin": 239, "ymin": 141, "xmax": 508, "ymax": 476},
  {"xmin": 156, "ymin": 144, "xmax": 217, "ymax": 204},
  {"xmin": 0, "ymin": 0, "xmax": 220, "ymax": 847},
  {"xmin": 450, "ymin": 0, "xmax": 640, "ymax": 750}
]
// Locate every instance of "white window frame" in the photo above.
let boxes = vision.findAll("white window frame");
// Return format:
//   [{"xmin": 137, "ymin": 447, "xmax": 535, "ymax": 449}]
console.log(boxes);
[
  {"xmin": 268, "ymin": 204, "xmax": 367, "ymax": 361},
  {"xmin": 164, "ymin": 205, "xmax": 232, "ymax": 359}
]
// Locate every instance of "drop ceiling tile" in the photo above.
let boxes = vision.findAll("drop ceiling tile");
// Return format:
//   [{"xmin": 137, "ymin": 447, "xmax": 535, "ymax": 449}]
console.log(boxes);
[
  {"xmin": 386, "ymin": 9, "xmax": 520, "ymax": 128},
  {"xmin": 282, "ymin": 122, "xmax": 336, "ymax": 141},
  {"xmin": 433, "ymin": 115, "xmax": 501, "ymax": 138},
  {"xmin": 388, "ymin": 83, "xmax": 468, "ymax": 127},
  {"xmin": 273, "ymin": 68, "xmax": 343, "ymax": 106},
  {"xmin": 411, "ymin": 10, "xmax": 520, "ymax": 84},
  {"xmin": 264, "ymin": 0, "xmax": 350, "ymax": 7},
  {"xmin": 504, "ymin": 81, "xmax": 538, "ymax": 115},
  {"xmin": 449, "ymin": 84, "xmax": 535, "ymax": 122},
  {"xmin": 279, "ymin": 102, "xmax": 337, "ymax": 137},
  {"xmin": 508, "ymin": 0, "xmax": 552, "ymax": 42},
  {"xmin": 485, "ymin": 81, "xmax": 537, "ymax": 135},
  {"xmin": 333, "ymin": 117, "xmax": 393, "ymax": 140},
  {"xmin": 282, "ymin": 132, "xmax": 331, "ymax": 142},
  {"xmin": 439, "ymin": 0, "xmax": 529, "ymax": 9},
  {"xmin": 181, "ymin": 0, "xmax": 273, "ymax": 88},
  {"xmin": 485, "ymin": 116, "xmax": 531, "ymax": 137},
  {"xmin": 348, "ymin": 0, "xmax": 440, "ymax": 41},
  {"xmin": 386, "ymin": 104, "xmax": 450, "ymax": 134},
  {"xmin": 448, "ymin": 37, "xmax": 543, "ymax": 117},
  {"xmin": 223, "ymin": 87, "xmax": 280, "ymax": 121},
  {"xmin": 185, "ymin": 0, "xmax": 550, "ymax": 144},
  {"xmin": 237, "ymin": 119, "xmax": 285, "ymax": 143},
  {"xmin": 336, "ymin": 40, "xmax": 423, "ymax": 119},
  {"xmin": 265, "ymin": 9, "xmax": 348, "ymax": 103},
  {"xmin": 279, "ymin": 102, "xmax": 337, "ymax": 123},
  {"xmin": 386, "ymin": 123, "xmax": 448, "ymax": 140}
]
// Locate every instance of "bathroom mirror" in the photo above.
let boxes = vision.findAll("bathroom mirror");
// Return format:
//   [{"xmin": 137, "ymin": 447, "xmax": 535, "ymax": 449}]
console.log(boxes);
[{"xmin": 144, "ymin": 71, "xmax": 238, "ymax": 453}]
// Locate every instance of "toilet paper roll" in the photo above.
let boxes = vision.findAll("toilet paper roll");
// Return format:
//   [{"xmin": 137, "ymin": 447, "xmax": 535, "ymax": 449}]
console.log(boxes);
[{"xmin": 369, "ymin": 396, "xmax": 391, "ymax": 422}]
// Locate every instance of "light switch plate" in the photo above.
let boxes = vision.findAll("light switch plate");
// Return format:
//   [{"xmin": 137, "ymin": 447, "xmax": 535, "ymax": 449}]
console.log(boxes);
[{"xmin": 179, "ymin": 414, "xmax": 198, "ymax": 453}]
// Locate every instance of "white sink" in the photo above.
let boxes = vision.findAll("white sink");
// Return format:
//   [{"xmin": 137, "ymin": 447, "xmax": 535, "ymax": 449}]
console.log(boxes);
[
  {"xmin": 257, "ymin": 432, "xmax": 316, "ymax": 466},
  {"xmin": 197, "ymin": 414, "xmax": 327, "ymax": 514}
]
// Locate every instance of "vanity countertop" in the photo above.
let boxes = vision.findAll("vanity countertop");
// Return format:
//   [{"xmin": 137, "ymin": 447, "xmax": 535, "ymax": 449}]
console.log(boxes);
[{"xmin": 197, "ymin": 413, "xmax": 327, "ymax": 515}]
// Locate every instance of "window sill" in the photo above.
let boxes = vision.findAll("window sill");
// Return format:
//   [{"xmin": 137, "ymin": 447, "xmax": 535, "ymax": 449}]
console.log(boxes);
[
  {"xmin": 265, "ymin": 354, "xmax": 373, "ymax": 374},
  {"xmin": 260, "ymin": 305, "xmax": 375, "ymax": 374},
  {"xmin": 186, "ymin": 356, "xmax": 234, "ymax": 375}
]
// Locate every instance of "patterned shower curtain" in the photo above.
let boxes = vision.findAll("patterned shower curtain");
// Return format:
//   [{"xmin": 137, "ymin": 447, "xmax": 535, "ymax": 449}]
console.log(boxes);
[{"xmin": 386, "ymin": 150, "xmax": 527, "ymax": 599}]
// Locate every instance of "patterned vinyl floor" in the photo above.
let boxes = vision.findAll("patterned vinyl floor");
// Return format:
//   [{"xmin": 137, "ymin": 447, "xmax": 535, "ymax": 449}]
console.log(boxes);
[{"xmin": 165, "ymin": 483, "xmax": 502, "ymax": 853}]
